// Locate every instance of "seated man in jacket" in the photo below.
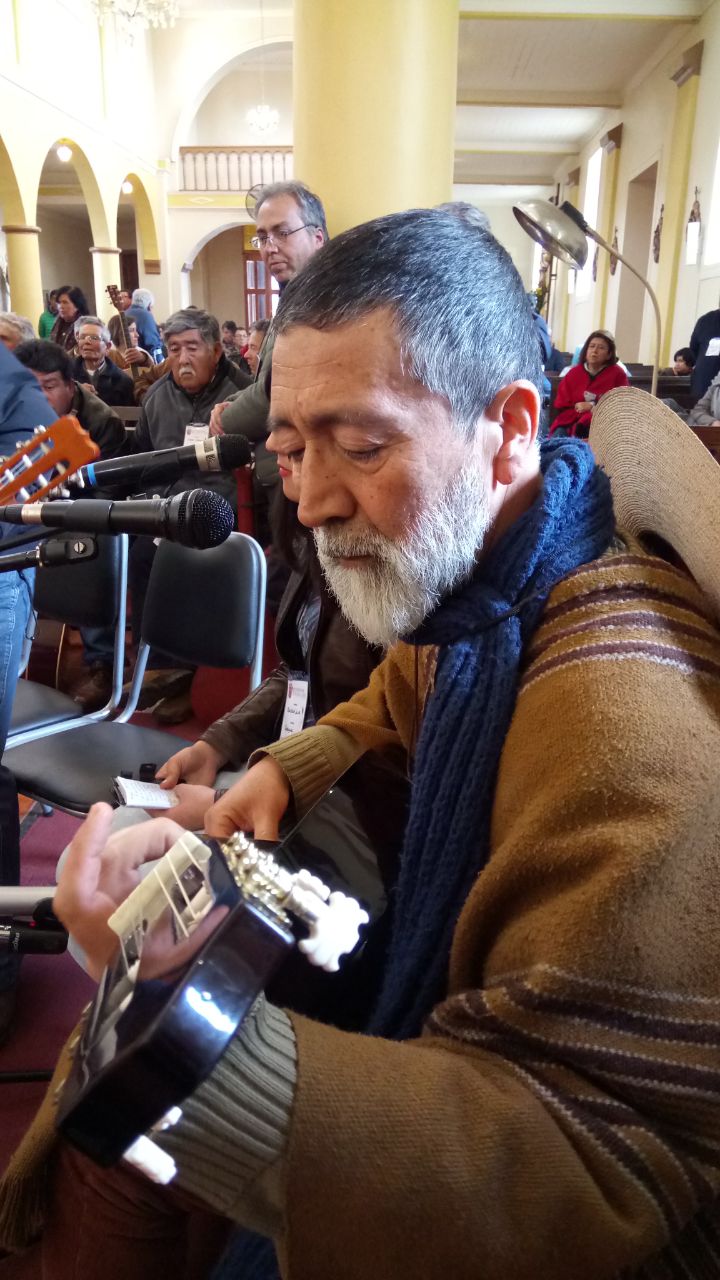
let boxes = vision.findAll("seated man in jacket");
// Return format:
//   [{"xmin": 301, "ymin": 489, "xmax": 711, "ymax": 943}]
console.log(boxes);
[
  {"xmin": 70, "ymin": 315, "xmax": 135, "ymax": 408},
  {"xmin": 127, "ymin": 308, "xmax": 252, "ymax": 719},
  {"xmin": 13, "ymin": 209, "xmax": 720, "ymax": 1280}
]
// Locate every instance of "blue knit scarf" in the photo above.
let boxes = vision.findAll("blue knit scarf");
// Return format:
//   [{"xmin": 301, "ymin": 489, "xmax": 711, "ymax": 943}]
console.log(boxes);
[{"xmin": 368, "ymin": 437, "xmax": 615, "ymax": 1040}]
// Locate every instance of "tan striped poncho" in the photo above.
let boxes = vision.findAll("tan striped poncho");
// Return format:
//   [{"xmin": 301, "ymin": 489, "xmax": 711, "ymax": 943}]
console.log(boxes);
[{"xmin": 259, "ymin": 537, "xmax": 720, "ymax": 1278}]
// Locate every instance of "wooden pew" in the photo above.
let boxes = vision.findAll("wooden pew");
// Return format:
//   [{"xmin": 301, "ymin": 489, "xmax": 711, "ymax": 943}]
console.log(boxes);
[{"xmin": 690, "ymin": 424, "xmax": 720, "ymax": 460}]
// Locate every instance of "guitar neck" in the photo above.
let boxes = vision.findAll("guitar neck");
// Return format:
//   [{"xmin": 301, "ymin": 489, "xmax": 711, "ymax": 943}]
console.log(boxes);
[{"xmin": 107, "ymin": 286, "xmax": 141, "ymax": 382}]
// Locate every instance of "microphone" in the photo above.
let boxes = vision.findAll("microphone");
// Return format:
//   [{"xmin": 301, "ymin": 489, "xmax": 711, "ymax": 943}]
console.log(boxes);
[
  {"xmin": 75, "ymin": 434, "xmax": 252, "ymax": 490},
  {"xmin": 0, "ymin": 489, "xmax": 234, "ymax": 550}
]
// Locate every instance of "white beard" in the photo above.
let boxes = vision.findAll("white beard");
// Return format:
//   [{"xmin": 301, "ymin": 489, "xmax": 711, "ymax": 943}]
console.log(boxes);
[{"xmin": 314, "ymin": 463, "xmax": 492, "ymax": 649}]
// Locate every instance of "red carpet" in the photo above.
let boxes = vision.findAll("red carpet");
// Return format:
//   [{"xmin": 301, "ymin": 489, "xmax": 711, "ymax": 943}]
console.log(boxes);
[{"xmin": 0, "ymin": 807, "xmax": 90, "ymax": 1170}]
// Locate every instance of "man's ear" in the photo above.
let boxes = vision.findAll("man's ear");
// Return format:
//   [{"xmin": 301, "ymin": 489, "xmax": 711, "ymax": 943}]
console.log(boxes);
[{"xmin": 487, "ymin": 381, "xmax": 540, "ymax": 487}]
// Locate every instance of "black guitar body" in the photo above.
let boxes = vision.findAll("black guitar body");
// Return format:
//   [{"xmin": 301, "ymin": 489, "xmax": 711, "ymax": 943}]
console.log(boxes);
[
  {"xmin": 57, "ymin": 755, "xmax": 409, "ymax": 1167},
  {"xmin": 58, "ymin": 853, "xmax": 294, "ymax": 1167}
]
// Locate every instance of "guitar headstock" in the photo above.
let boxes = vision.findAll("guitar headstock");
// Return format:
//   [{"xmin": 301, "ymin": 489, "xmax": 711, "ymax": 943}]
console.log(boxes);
[
  {"xmin": 106, "ymin": 284, "xmax": 122, "ymax": 311},
  {"xmin": 0, "ymin": 416, "xmax": 100, "ymax": 504}
]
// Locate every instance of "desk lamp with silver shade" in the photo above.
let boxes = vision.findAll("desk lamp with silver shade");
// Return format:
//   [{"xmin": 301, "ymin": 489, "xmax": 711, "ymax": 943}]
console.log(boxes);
[{"xmin": 512, "ymin": 198, "xmax": 662, "ymax": 397}]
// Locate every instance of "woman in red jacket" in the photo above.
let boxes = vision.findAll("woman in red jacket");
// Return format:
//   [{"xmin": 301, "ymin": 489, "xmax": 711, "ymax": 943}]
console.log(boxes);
[{"xmin": 551, "ymin": 330, "xmax": 628, "ymax": 438}]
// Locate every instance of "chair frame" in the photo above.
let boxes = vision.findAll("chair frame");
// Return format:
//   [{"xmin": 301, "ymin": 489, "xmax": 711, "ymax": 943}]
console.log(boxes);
[
  {"xmin": 113, "ymin": 529, "xmax": 266, "ymax": 725},
  {"xmin": 7, "ymin": 533, "xmax": 129, "ymax": 747}
]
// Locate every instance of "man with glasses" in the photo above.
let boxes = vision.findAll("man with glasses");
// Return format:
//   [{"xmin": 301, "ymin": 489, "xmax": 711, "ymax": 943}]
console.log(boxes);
[
  {"xmin": 208, "ymin": 181, "xmax": 328, "ymax": 464},
  {"xmin": 71, "ymin": 315, "xmax": 135, "ymax": 408}
]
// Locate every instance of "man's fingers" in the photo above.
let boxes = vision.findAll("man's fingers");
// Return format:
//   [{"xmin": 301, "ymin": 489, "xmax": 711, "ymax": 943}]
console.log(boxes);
[
  {"xmin": 103, "ymin": 816, "xmax": 187, "ymax": 871},
  {"xmin": 57, "ymin": 803, "xmax": 115, "ymax": 909},
  {"xmin": 204, "ymin": 803, "xmax": 279, "ymax": 842},
  {"xmin": 157, "ymin": 760, "xmax": 180, "ymax": 787},
  {"xmin": 204, "ymin": 806, "xmax": 240, "ymax": 838}
]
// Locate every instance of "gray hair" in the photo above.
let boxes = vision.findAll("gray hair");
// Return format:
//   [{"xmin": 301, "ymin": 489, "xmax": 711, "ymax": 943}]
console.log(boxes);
[
  {"xmin": 131, "ymin": 288, "xmax": 154, "ymax": 310},
  {"xmin": 163, "ymin": 308, "xmax": 220, "ymax": 347},
  {"xmin": 255, "ymin": 181, "xmax": 329, "ymax": 241},
  {"xmin": 275, "ymin": 208, "xmax": 542, "ymax": 439},
  {"xmin": 74, "ymin": 315, "xmax": 111, "ymax": 343},
  {"xmin": 435, "ymin": 201, "xmax": 491, "ymax": 233},
  {"xmin": 0, "ymin": 311, "xmax": 35, "ymax": 342}
]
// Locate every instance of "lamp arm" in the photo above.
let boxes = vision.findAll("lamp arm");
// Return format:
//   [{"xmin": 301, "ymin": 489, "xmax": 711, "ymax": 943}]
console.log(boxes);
[{"xmin": 586, "ymin": 226, "xmax": 662, "ymax": 398}]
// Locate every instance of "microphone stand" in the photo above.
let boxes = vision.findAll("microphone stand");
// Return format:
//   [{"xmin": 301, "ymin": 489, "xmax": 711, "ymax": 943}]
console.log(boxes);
[{"xmin": 0, "ymin": 896, "xmax": 68, "ymax": 1084}]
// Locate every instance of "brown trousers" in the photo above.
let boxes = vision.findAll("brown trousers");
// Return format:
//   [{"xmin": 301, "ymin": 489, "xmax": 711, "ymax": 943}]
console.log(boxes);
[{"xmin": 41, "ymin": 1142, "xmax": 232, "ymax": 1279}]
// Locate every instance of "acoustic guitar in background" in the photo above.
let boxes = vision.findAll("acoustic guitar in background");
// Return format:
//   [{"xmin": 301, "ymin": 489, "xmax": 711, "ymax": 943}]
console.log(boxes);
[
  {"xmin": 106, "ymin": 284, "xmax": 143, "ymax": 385},
  {"xmin": 0, "ymin": 417, "xmax": 99, "ymax": 505}
]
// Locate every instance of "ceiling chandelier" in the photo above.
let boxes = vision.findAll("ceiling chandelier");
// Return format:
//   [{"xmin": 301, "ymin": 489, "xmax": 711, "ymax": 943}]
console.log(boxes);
[
  {"xmin": 91, "ymin": 0, "xmax": 179, "ymax": 40},
  {"xmin": 246, "ymin": 0, "xmax": 279, "ymax": 139},
  {"xmin": 247, "ymin": 103, "xmax": 279, "ymax": 137}
]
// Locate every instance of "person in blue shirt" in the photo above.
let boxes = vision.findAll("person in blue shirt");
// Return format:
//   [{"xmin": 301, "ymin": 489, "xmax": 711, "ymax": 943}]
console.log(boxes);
[
  {"xmin": 0, "ymin": 341, "xmax": 56, "ymax": 1040},
  {"xmin": 125, "ymin": 289, "xmax": 164, "ymax": 363}
]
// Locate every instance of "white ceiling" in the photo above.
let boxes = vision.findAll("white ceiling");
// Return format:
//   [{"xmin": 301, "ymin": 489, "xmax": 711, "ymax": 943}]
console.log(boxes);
[
  {"xmin": 451, "ymin": 6, "xmax": 697, "ymax": 188},
  {"xmin": 455, "ymin": 104, "xmax": 609, "ymax": 147},
  {"xmin": 456, "ymin": 15, "xmax": 687, "ymax": 97}
]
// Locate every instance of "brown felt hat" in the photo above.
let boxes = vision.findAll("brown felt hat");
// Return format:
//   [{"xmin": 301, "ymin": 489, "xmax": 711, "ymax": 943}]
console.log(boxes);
[{"xmin": 589, "ymin": 386, "xmax": 720, "ymax": 620}]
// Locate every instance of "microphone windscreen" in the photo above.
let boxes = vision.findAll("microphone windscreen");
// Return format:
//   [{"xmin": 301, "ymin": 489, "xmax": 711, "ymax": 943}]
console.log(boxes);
[
  {"xmin": 180, "ymin": 490, "xmax": 235, "ymax": 548},
  {"xmin": 216, "ymin": 434, "xmax": 252, "ymax": 470}
]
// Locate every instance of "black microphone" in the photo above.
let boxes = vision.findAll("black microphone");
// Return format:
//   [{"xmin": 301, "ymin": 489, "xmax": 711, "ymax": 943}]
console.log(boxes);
[
  {"xmin": 75, "ymin": 434, "xmax": 252, "ymax": 490},
  {"xmin": 0, "ymin": 489, "xmax": 234, "ymax": 550}
]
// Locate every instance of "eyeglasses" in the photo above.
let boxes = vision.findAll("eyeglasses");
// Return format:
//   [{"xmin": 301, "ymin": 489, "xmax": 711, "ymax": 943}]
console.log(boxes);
[{"xmin": 251, "ymin": 224, "xmax": 314, "ymax": 250}]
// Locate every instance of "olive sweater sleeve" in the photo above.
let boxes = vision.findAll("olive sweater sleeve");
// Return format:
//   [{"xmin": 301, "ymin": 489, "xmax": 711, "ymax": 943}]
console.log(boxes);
[{"xmin": 255, "ymin": 642, "xmax": 430, "ymax": 814}]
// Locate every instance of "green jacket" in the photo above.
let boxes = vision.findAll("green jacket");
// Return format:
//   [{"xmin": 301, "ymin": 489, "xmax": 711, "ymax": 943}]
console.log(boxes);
[{"xmin": 219, "ymin": 325, "xmax": 277, "ymax": 486}]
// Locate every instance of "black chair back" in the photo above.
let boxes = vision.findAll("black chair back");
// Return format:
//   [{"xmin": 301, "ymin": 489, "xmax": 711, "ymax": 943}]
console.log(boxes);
[
  {"xmin": 33, "ymin": 534, "xmax": 124, "ymax": 629},
  {"xmin": 141, "ymin": 536, "xmax": 262, "ymax": 668}
]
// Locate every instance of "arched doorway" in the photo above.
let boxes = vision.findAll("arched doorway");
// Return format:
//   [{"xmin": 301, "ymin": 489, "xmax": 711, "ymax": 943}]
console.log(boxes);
[
  {"xmin": 35, "ymin": 140, "xmax": 109, "ymax": 313},
  {"xmin": 116, "ymin": 172, "xmax": 161, "ymax": 294}
]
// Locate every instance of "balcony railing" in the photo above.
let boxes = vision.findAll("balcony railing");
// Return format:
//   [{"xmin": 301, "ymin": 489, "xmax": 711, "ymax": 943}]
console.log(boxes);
[{"xmin": 178, "ymin": 146, "xmax": 293, "ymax": 194}]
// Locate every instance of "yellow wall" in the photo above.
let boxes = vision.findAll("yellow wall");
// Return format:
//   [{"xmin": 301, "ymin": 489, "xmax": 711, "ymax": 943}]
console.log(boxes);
[{"xmin": 559, "ymin": 0, "xmax": 720, "ymax": 363}]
